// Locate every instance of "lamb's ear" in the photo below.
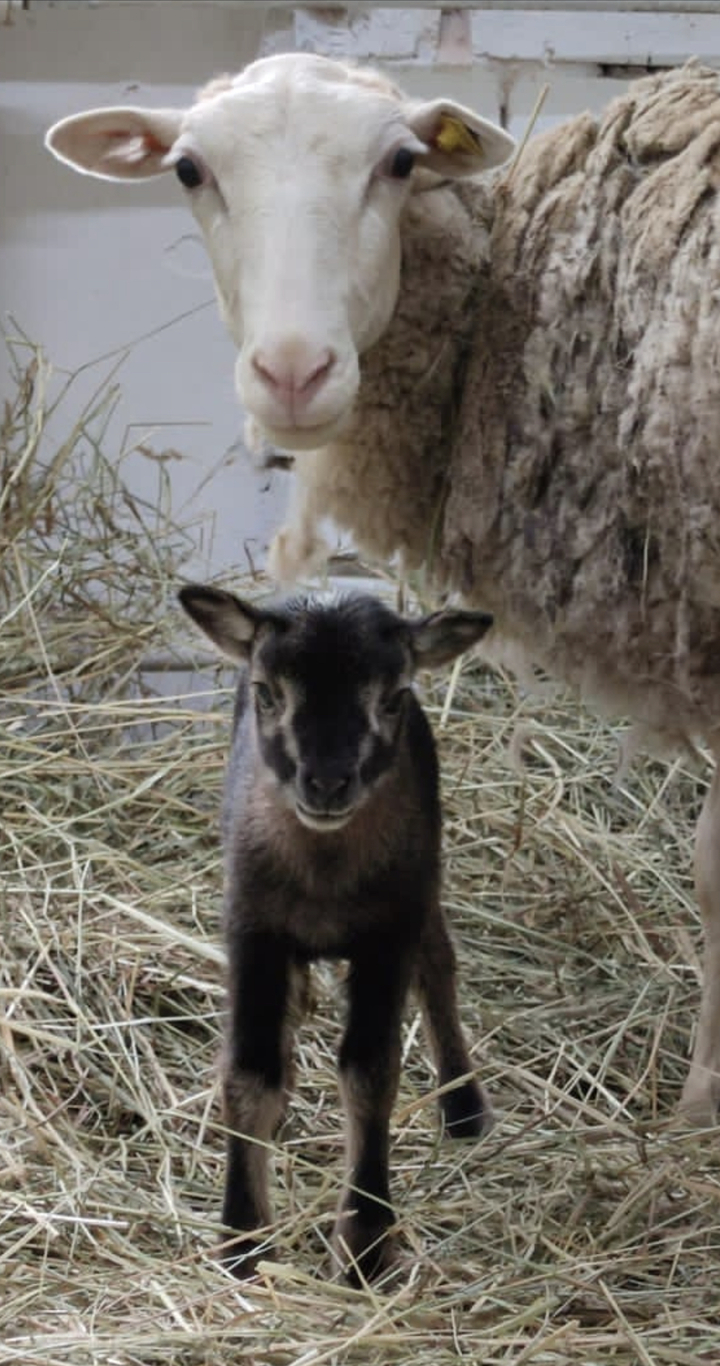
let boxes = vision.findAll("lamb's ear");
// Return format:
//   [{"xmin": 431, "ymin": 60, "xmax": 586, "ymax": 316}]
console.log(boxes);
[
  {"xmin": 410, "ymin": 609, "xmax": 493, "ymax": 669},
  {"xmin": 406, "ymin": 99, "xmax": 515, "ymax": 177},
  {"xmin": 45, "ymin": 107, "xmax": 183, "ymax": 181},
  {"xmin": 178, "ymin": 586, "xmax": 267, "ymax": 664}
]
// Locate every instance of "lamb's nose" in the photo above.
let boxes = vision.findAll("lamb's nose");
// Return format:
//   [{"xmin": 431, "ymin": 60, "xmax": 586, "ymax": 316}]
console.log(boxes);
[
  {"xmin": 299, "ymin": 759, "xmax": 358, "ymax": 812},
  {"xmin": 251, "ymin": 344, "xmax": 336, "ymax": 412},
  {"xmin": 305, "ymin": 770, "xmax": 353, "ymax": 805}
]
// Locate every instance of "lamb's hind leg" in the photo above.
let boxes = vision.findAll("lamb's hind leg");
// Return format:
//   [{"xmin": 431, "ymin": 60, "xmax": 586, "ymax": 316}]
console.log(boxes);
[
  {"xmin": 416, "ymin": 905, "xmax": 492, "ymax": 1138},
  {"xmin": 680, "ymin": 759, "xmax": 720, "ymax": 1126}
]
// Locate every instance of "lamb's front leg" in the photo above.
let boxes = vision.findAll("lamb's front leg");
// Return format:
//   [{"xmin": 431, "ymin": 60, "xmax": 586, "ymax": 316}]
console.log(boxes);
[
  {"xmin": 221, "ymin": 928, "xmax": 290, "ymax": 1276},
  {"xmin": 333, "ymin": 951, "xmax": 411, "ymax": 1284}
]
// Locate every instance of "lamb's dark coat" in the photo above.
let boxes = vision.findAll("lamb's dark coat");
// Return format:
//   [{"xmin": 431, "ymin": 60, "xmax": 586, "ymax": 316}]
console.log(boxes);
[{"xmin": 178, "ymin": 589, "xmax": 490, "ymax": 1281}]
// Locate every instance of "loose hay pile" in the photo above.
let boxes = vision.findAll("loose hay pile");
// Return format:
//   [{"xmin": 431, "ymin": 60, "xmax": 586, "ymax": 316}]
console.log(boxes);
[{"xmin": 2, "ymin": 340, "xmax": 720, "ymax": 1364}]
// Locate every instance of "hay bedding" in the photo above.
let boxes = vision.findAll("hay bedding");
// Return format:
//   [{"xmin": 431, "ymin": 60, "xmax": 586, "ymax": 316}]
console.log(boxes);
[{"xmin": 1, "ymin": 337, "xmax": 720, "ymax": 1365}]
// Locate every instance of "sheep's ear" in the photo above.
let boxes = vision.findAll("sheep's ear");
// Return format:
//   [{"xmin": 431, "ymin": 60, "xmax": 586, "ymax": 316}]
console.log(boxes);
[
  {"xmin": 178, "ymin": 586, "xmax": 265, "ymax": 664},
  {"xmin": 407, "ymin": 99, "xmax": 515, "ymax": 177},
  {"xmin": 45, "ymin": 107, "xmax": 183, "ymax": 181},
  {"xmin": 410, "ymin": 608, "xmax": 493, "ymax": 669}
]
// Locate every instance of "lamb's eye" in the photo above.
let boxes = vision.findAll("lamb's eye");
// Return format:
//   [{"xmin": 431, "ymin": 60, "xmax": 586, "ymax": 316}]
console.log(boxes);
[
  {"xmin": 175, "ymin": 155, "xmax": 205, "ymax": 189},
  {"xmin": 388, "ymin": 147, "xmax": 415, "ymax": 179},
  {"xmin": 254, "ymin": 682, "xmax": 276, "ymax": 713},
  {"xmin": 383, "ymin": 689, "xmax": 406, "ymax": 718}
]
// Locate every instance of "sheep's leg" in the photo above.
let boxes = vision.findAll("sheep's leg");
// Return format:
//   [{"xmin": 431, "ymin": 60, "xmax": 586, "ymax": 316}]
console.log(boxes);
[
  {"xmin": 415, "ymin": 905, "xmax": 492, "ymax": 1138},
  {"xmin": 267, "ymin": 472, "xmax": 329, "ymax": 586},
  {"xmin": 680, "ymin": 761, "xmax": 720, "ymax": 1126},
  {"xmin": 332, "ymin": 951, "xmax": 411, "ymax": 1283},
  {"xmin": 221, "ymin": 930, "xmax": 292, "ymax": 1275}
]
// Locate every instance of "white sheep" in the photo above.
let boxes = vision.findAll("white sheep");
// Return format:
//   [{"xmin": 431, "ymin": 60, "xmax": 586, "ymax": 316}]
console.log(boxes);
[{"xmin": 46, "ymin": 54, "xmax": 720, "ymax": 1127}]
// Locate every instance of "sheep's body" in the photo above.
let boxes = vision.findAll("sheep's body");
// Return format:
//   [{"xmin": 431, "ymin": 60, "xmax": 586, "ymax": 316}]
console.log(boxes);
[
  {"xmin": 46, "ymin": 57, "xmax": 720, "ymax": 1125},
  {"xmin": 282, "ymin": 65, "xmax": 720, "ymax": 751}
]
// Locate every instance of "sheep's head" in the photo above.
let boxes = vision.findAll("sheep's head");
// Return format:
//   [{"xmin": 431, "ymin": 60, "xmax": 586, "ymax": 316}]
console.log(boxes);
[
  {"xmin": 45, "ymin": 53, "xmax": 514, "ymax": 451},
  {"xmin": 179, "ymin": 585, "xmax": 492, "ymax": 831}
]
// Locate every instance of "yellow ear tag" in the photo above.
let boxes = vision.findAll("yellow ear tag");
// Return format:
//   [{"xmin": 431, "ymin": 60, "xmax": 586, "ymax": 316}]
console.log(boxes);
[{"xmin": 433, "ymin": 114, "xmax": 484, "ymax": 158}]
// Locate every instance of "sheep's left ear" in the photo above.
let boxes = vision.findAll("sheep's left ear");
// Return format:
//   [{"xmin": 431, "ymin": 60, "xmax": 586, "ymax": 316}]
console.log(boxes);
[
  {"xmin": 45, "ymin": 106, "xmax": 184, "ymax": 181},
  {"xmin": 410, "ymin": 609, "xmax": 493, "ymax": 669},
  {"xmin": 407, "ymin": 99, "xmax": 515, "ymax": 177}
]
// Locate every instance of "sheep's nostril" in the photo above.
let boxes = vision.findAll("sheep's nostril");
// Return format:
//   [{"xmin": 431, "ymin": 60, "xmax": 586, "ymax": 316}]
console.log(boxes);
[
  {"xmin": 251, "ymin": 347, "xmax": 336, "ymax": 398},
  {"xmin": 299, "ymin": 349, "xmax": 335, "ymax": 394},
  {"xmin": 251, "ymin": 353, "xmax": 279, "ymax": 389}
]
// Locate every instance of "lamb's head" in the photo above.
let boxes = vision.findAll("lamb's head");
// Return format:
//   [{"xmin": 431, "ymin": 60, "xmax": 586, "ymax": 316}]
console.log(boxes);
[
  {"xmin": 179, "ymin": 585, "xmax": 491, "ymax": 831},
  {"xmin": 45, "ymin": 53, "xmax": 514, "ymax": 451}
]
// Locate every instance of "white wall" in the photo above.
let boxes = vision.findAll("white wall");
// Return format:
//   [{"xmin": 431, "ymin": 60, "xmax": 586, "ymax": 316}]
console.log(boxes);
[{"xmin": 2, "ymin": 2, "xmax": 718, "ymax": 579}]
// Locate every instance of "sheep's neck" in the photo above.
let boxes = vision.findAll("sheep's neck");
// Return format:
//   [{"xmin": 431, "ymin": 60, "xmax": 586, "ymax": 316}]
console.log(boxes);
[{"xmin": 316, "ymin": 177, "xmax": 493, "ymax": 575}]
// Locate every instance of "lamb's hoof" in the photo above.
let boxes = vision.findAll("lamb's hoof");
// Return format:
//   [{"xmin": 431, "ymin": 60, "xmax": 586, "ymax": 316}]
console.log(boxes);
[
  {"xmin": 442, "ymin": 1079, "xmax": 493, "ymax": 1139},
  {"xmin": 216, "ymin": 1232, "xmax": 263, "ymax": 1280},
  {"xmin": 678, "ymin": 1073, "xmax": 720, "ymax": 1130},
  {"xmin": 331, "ymin": 1210, "xmax": 397, "ymax": 1286}
]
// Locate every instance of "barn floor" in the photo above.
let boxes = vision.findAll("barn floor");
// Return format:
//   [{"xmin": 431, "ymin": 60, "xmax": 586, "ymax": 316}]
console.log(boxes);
[{"xmin": 2, "ymin": 341, "xmax": 719, "ymax": 1365}]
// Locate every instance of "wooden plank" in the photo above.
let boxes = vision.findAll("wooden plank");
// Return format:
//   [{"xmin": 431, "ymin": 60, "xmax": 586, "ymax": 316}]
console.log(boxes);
[
  {"xmin": 295, "ymin": 6, "xmax": 720, "ymax": 68},
  {"xmin": 469, "ymin": 10, "xmax": 720, "ymax": 65},
  {"xmin": 294, "ymin": 8, "xmax": 442, "ymax": 62}
]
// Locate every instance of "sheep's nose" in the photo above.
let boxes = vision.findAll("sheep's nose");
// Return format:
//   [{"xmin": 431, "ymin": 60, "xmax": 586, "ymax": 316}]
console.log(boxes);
[{"xmin": 251, "ymin": 343, "xmax": 336, "ymax": 413}]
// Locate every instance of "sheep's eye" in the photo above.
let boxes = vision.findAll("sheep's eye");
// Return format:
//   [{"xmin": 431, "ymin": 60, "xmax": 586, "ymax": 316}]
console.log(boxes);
[
  {"xmin": 254, "ymin": 682, "xmax": 276, "ymax": 713},
  {"xmin": 175, "ymin": 155, "xmax": 204, "ymax": 189},
  {"xmin": 388, "ymin": 147, "xmax": 415, "ymax": 179},
  {"xmin": 383, "ymin": 688, "xmax": 406, "ymax": 718}
]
